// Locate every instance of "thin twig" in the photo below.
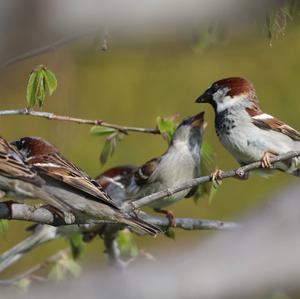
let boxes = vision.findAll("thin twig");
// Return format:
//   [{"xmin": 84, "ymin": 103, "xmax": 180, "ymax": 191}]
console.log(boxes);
[
  {"xmin": 0, "ymin": 33, "xmax": 90, "ymax": 69},
  {"xmin": 0, "ymin": 108, "xmax": 160, "ymax": 134},
  {"xmin": 102, "ymin": 229, "xmax": 127, "ymax": 269},
  {"xmin": 124, "ymin": 151, "xmax": 300, "ymax": 211}
]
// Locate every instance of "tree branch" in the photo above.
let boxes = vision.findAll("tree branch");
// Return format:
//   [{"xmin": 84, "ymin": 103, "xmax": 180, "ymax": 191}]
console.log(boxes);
[
  {"xmin": 0, "ymin": 151, "xmax": 297, "ymax": 231},
  {"xmin": 0, "ymin": 201, "xmax": 237, "ymax": 231},
  {"xmin": 124, "ymin": 151, "xmax": 300, "ymax": 211},
  {"xmin": 0, "ymin": 33, "xmax": 91, "ymax": 69},
  {"xmin": 0, "ymin": 108, "xmax": 159, "ymax": 135}
]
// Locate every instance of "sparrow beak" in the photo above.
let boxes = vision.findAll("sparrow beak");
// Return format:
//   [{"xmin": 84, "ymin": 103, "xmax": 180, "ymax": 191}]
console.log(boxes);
[
  {"xmin": 191, "ymin": 111, "xmax": 206, "ymax": 128},
  {"xmin": 195, "ymin": 88, "xmax": 213, "ymax": 103}
]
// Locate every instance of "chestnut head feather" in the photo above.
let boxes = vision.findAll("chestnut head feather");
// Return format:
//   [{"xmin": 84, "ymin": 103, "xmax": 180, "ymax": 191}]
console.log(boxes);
[
  {"xmin": 11, "ymin": 136, "xmax": 59, "ymax": 160},
  {"xmin": 195, "ymin": 77, "xmax": 258, "ymax": 113}
]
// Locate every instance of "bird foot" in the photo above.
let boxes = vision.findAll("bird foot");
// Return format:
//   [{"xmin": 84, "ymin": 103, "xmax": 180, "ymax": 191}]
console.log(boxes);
[
  {"xmin": 154, "ymin": 208, "xmax": 176, "ymax": 228},
  {"xmin": 261, "ymin": 151, "xmax": 278, "ymax": 168},
  {"xmin": 210, "ymin": 169, "xmax": 223, "ymax": 188},
  {"xmin": 234, "ymin": 169, "xmax": 249, "ymax": 180}
]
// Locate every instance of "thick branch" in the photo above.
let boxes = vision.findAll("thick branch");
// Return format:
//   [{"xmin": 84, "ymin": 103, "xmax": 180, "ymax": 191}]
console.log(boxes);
[
  {"xmin": 125, "ymin": 151, "xmax": 300, "ymax": 210},
  {"xmin": 0, "ymin": 202, "xmax": 237, "ymax": 231},
  {"xmin": 0, "ymin": 108, "xmax": 159, "ymax": 134}
]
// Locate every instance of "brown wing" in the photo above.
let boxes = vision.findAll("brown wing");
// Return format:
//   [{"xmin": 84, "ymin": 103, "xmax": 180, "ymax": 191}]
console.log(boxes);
[
  {"xmin": 252, "ymin": 116, "xmax": 300, "ymax": 141},
  {"xmin": 28, "ymin": 152, "xmax": 119, "ymax": 208},
  {"xmin": 0, "ymin": 137, "xmax": 37, "ymax": 181},
  {"xmin": 134, "ymin": 158, "xmax": 160, "ymax": 186}
]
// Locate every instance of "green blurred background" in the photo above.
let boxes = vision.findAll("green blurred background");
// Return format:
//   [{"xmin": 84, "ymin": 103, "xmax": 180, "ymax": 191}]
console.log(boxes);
[{"xmin": 0, "ymin": 21, "xmax": 299, "ymax": 277}]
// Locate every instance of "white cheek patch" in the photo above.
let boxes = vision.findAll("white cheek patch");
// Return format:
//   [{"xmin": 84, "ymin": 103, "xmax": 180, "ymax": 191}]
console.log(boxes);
[{"xmin": 212, "ymin": 87, "xmax": 247, "ymax": 113}]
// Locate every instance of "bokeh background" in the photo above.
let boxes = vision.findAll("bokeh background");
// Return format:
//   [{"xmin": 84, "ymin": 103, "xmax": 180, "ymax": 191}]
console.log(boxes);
[{"xmin": 0, "ymin": 0, "xmax": 299, "ymax": 279}]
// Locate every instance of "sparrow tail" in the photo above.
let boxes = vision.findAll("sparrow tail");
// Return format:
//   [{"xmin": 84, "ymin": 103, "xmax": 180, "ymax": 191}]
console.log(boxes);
[
  {"xmin": 118, "ymin": 215, "xmax": 161, "ymax": 236},
  {"xmin": 0, "ymin": 225, "xmax": 58, "ymax": 273}
]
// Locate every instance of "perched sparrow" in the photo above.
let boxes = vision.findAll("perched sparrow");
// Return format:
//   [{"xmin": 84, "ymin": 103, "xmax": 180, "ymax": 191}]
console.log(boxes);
[
  {"xmin": 95, "ymin": 165, "xmax": 137, "ymax": 206},
  {"xmin": 96, "ymin": 112, "xmax": 206, "ymax": 222},
  {"xmin": 196, "ymin": 77, "xmax": 300, "ymax": 176},
  {"xmin": 12, "ymin": 136, "xmax": 160, "ymax": 235},
  {"xmin": 0, "ymin": 166, "xmax": 144, "ymax": 273}
]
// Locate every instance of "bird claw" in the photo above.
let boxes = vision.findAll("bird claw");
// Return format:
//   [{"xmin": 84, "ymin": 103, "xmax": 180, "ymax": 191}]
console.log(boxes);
[
  {"xmin": 154, "ymin": 208, "xmax": 176, "ymax": 228},
  {"xmin": 210, "ymin": 169, "xmax": 223, "ymax": 188},
  {"xmin": 261, "ymin": 151, "xmax": 277, "ymax": 168}
]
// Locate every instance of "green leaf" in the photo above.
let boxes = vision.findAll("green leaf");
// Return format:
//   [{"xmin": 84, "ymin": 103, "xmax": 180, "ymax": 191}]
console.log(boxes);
[
  {"xmin": 116, "ymin": 229, "xmax": 138, "ymax": 259},
  {"xmin": 164, "ymin": 228, "xmax": 176, "ymax": 239},
  {"xmin": 42, "ymin": 69, "xmax": 57, "ymax": 95},
  {"xmin": 90, "ymin": 126, "xmax": 116, "ymax": 136},
  {"xmin": 60, "ymin": 256, "xmax": 81, "ymax": 277},
  {"xmin": 100, "ymin": 139, "xmax": 113, "ymax": 165},
  {"xmin": 193, "ymin": 141, "xmax": 217, "ymax": 204},
  {"xmin": 156, "ymin": 115, "xmax": 178, "ymax": 143},
  {"xmin": 0, "ymin": 220, "xmax": 9, "ymax": 237},
  {"xmin": 25, "ymin": 65, "xmax": 57, "ymax": 108},
  {"xmin": 26, "ymin": 71, "xmax": 38, "ymax": 108},
  {"xmin": 69, "ymin": 234, "xmax": 85, "ymax": 260},
  {"xmin": 99, "ymin": 132, "xmax": 124, "ymax": 165},
  {"xmin": 48, "ymin": 264, "xmax": 65, "ymax": 281},
  {"xmin": 16, "ymin": 278, "xmax": 31, "ymax": 291}
]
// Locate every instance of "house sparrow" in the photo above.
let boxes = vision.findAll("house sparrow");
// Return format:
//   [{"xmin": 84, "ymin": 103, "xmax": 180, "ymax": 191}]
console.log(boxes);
[
  {"xmin": 96, "ymin": 112, "xmax": 206, "ymax": 223},
  {"xmin": 0, "ymin": 166, "xmax": 143, "ymax": 273},
  {"xmin": 11, "ymin": 136, "xmax": 160, "ymax": 236},
  {"xmin": 195, "ymin": 77, "xmax": 300, "ymax": 177},
  {"xmin": 0, "ymin": 113, "xmax": 205, "ymax": 272}
]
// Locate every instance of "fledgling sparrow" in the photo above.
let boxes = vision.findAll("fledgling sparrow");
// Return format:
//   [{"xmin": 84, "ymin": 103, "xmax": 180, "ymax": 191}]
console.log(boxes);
[
  {"xmin": 96, "ymin": 112, "xmax": 206, "ymax": 222},
  {"xmin": 12, "ymin": 136, "xmax": 160, "ymax": 235},
  {"xmin": 195, "ymin": 77, "xmax": 300, "ymax": 176}
]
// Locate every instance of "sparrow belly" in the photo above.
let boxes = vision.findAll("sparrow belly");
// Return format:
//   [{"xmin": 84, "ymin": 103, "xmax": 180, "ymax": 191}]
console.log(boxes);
[
  {"xmin": 147, "ymin": 147, "xmax": 196, "ymax": 209},
  {"xmin": 216, "ymin": 113, "xmax": 297, "ymax": 171}
]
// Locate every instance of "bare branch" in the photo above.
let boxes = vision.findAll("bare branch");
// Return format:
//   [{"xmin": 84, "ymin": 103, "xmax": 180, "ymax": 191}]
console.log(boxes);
[
  {"xmin": 102, "ymin": 230, "xmax": 127, "ymax": 269},
  {"xmin": 125, "ymin": 151, "xmax": 300, "ymax": 211},
  {"xmin": 0, "ymin": 33, "xmax": 91, "ymax": 69},
  {"xmin": 0, "ymin": 201, "xmax": 237, "ymax": 231},
  {"xmin": 0, "ymin": 108, "xmax": 160, "ymax": 134}
]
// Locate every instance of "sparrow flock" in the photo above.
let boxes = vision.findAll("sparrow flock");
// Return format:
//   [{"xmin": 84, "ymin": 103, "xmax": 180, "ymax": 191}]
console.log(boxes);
[{"xmin": 0, "ymin": 77, "xmax": 299, "ymax": 271}]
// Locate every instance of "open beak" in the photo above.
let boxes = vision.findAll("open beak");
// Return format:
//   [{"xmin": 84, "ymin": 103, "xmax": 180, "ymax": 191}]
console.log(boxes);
[
  {"xmin": 195, "ymin": 88, "xmax": 212, "ymax": 103},
  {"xmin": 191, "ymin": 111, "xmax": 206, "ymax": 128}
]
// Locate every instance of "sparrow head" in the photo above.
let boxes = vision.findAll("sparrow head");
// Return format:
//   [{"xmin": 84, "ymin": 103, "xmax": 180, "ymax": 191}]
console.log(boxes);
[
  {"xmin": 195, "ymin": 77, "xmax": 258, "ymax": 113},
  {"xmin": 11, "ymin": 136, "xmax": 59, "ymax": 160},
  {"xmin": 171, "ymin": 111, "xmax": 206, "ymax": 147},
  {"xmin": 95, "ymin": 165, "xmax": 136, "ymax": 189}
]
